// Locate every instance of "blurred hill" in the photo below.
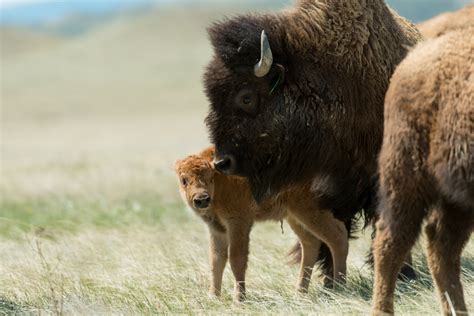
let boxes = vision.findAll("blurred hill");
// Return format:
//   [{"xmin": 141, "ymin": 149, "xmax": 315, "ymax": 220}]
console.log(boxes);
[
  {"xmin": 2, "ymin": 8, "xmax": 214, "ymax": 119},
  {"xmin": 2, "ymin": 1, "xmax": 472, "ymax": 118},
  {"xmin": 1, "ymin": 27, "xmax": 63, "ymax": 57},
  {"xmin": 0, "ymin": 0, "xmax": 154, "ymax": 27}
]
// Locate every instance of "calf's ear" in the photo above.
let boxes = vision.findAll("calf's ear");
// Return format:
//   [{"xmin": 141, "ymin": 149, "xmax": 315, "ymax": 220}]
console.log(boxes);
[
  {"xmin": 199, "ymin": 146, "xmax": 215, "ymax": 162},
  {"xmin": 174, "ymin": 159, "xmax": 182, "ymax": 172}
]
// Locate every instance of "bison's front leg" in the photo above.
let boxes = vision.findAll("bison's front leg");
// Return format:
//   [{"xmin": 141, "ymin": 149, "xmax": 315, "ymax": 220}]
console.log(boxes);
[
  {"xmin": 208, "ymin": 229, "xmax": 229, "ymax": 297},
  {"xmin": 289, "ymin": 208, "xmax": 348, "ymax": 287},
  {"xmin": 227, "ymin": 219, "xmax": 252, "ymax": 302}
]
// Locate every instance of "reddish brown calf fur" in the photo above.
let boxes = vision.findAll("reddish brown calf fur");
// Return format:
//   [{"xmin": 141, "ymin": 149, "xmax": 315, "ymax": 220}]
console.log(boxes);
[
  {"xmin": 175, "ymin": 146, "xmax": 349, "ymax": 302},
  {"xmin": 372, "ymin": 27, "xmax": 473, "ymax": 315}
]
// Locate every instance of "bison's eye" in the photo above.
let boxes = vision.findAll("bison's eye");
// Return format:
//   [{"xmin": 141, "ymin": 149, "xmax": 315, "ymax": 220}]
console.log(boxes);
[
  {"xmin": 181, "ymin": 177, "xmax": 188, "ymax": 186},
  {"xmin": 234, "ymin": 88, "xmax": 258, "ymax": 115}
]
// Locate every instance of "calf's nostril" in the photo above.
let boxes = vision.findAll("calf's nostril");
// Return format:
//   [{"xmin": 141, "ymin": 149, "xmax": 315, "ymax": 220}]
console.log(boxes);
[{"xmin": 194, "ymin": 195, "xmax": 211, "ymax": 209}]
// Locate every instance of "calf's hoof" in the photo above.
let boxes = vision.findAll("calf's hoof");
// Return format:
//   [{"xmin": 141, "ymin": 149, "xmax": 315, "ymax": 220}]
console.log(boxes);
[
  {"xmin": 296, "ymin": 287, "xmax": 309, "ymax": 294},
  {"xmin": 233, "ymin": 291, "xmax": 246, "ymax": 303},
  {"xmin": 208, "ymin": 289, "xmax": 221, "ymax": 298}
]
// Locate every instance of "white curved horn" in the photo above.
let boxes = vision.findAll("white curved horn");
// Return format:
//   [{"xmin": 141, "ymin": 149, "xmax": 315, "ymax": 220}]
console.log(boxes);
[{"xmin": 254, "ymin": 30, "xmax": 273, "ymax": 77}]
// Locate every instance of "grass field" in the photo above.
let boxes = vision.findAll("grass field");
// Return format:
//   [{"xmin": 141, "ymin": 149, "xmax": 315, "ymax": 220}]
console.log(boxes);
[{"xmin": 1, "ymin": 5, "xmax": 473, "ymax": 315}]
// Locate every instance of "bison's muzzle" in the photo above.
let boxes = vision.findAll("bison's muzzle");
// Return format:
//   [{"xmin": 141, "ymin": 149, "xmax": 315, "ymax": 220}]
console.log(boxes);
[{"xmin": 214, "ymin": 154, "xmax": 237, "ymax": 175}]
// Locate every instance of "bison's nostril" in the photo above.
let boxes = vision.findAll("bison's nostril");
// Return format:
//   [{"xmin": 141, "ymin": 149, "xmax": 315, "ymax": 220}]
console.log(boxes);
[
  {"xmin": 214, "ymin": 155, "xmax": 236, "ymax": 174},
  {"xmin": 194, "ymin": 194, "xmax": 211, "ymax": 209}
]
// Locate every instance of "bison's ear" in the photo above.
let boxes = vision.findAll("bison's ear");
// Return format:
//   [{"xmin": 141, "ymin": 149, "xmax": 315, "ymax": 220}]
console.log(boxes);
[
  {"xmin": 269, "ymin": 63, "xmax": 285, "ymax": 95},
  {"xmin": 207, "ymin": 16, "xmax": 268, "ymax": 68}
]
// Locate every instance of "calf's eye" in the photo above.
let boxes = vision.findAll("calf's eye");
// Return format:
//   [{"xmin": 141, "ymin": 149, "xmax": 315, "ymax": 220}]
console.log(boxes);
[{"xmin": 181, "ymin": 178, "xmax": 188, "ymax": 186}]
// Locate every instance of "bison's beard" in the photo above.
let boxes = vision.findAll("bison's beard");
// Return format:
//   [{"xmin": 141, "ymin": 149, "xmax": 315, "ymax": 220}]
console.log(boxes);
[
  {"xmin": 245, "ymin": 144, "xmax": 315, "ymax": 203},
  {"xmin": 248, "ymin": 174, "xmax": 272, "ymax": 203},
  {"xmin": 246, "ymin": 157, "xmax": 286, "ymax": 203}
]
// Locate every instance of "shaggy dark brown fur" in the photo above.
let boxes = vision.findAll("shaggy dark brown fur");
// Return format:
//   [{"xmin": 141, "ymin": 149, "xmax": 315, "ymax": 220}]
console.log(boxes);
[
  {"xmin": 175, "ymin": 146, "xmax": 353, "ymax": 301},
  {"xmin": 372, "ymin": 27, "xmax": 474, "ymax": 315},
  {"xmin": 417, "ymin": 5, "xmax": 474, "ymax": 39}
]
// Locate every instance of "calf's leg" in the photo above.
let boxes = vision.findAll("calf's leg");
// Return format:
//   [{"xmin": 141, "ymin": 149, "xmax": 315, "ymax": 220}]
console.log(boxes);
[
  {"xmin": 287, "ymin": 216, "xmax": 322, "ymax": 293},
  {"xmin": 425, "ymin": 201, "xmax": 473, "ymax": 315},
  {"xmin": 208, "ymin": 229, "xmax": 228, "ymax": 297},
  {"xmin": 227, "ymin": 220, "xmax": 252, "ymax": 302}
]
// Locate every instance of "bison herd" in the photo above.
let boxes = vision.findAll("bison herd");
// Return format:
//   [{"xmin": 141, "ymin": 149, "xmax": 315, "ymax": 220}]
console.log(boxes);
[{"xmin": 175, "ymin": 1, "xmax": 473, "ymax": 315}]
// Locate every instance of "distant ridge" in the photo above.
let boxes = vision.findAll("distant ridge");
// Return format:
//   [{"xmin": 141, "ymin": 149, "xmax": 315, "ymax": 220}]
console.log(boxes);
[{"xmin": 0, "ymin": 0, "xmax": 155, "ymax": 27}]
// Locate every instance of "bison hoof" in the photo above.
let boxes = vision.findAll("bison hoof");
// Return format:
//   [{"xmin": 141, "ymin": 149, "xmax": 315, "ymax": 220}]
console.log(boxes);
[{"xmin": 398, "ymin": 265, "xmax": 417, "ymax": 281}]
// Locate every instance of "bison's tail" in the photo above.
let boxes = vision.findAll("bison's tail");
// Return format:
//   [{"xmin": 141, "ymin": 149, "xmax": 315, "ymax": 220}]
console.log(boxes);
[{"xmin": 360, "ymin": 175, "xmax": 379, "ymax": 229}]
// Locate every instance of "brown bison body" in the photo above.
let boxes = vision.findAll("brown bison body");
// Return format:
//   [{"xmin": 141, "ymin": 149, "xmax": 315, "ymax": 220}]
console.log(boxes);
[
  {"xmin": 175, "ymin": 147, "xmax": 352, "ymax": 301},
  {"xmin": 417, "ymin": 4, "xmax": 474, "ymax": 39},
  {"xmin": 372, "ymin": 27, "xmax": 474, "ymax": 315},
  {"xmin": 204, "ymin": 0, "xmax": 420, "ymax": 237}
]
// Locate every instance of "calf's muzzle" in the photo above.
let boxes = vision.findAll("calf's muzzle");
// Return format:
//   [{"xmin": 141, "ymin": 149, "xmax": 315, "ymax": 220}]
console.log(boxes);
[{"xmin": 194, "ymin": 193, "xmax": 211, "ymax": 209}]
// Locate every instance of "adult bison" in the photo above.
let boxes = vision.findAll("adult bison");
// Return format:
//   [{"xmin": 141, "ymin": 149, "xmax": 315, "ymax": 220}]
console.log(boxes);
[
  {"xmin": 372, "ymin": 27, "xmax": 474, "ymax": 315},
  {"xmin": 204, "ymin": 0, "xmax": 420, "ymax": 244}
]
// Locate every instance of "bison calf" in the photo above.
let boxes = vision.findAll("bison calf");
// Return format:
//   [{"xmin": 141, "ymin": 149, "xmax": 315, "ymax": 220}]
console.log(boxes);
[
  {"xmin": 175, "ymin": 146, "xmax": 350, "ymax": 301},
  {"xmin": 372, "ymin": 27, "xmax": 473, "ymax": 315}
]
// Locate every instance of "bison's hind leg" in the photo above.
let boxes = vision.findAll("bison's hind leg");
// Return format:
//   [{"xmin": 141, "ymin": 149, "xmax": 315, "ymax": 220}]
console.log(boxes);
[
  {"xmin": 372, "ymin": 192, "xmax": 427, "ymax": 315},
  {"xmin": 368, "ymin": 222, "xmax": 417, "ymax": 282},
  {"xmin": 372, "ymin": 146, "xmax": 435, "ymax": 313},
  {"xmin": 425, "ymin": 199, "xmax": 473, "ymax": 315},
  {"xmin": 432, "ymin": 149, "xmax": 474, "ymax": 210}
]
